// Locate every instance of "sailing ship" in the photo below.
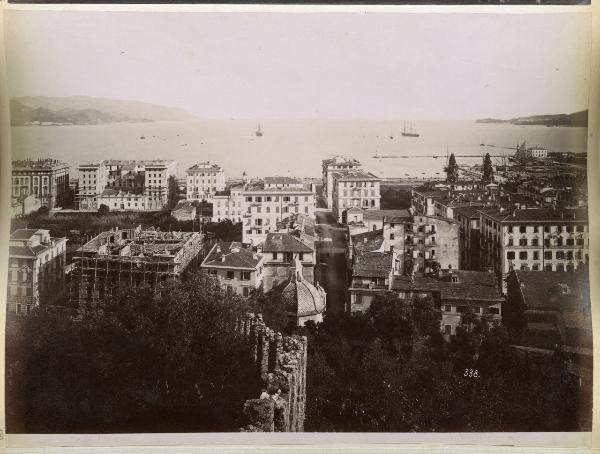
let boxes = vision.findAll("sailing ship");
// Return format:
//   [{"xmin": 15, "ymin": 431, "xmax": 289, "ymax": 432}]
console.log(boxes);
[
  {"xmin": 255, "ymin": 124, "xmax": 263, "ymax": 137},
  {"xmin": 401, "ymin": 122, "xmax": 420, "ymax": 138}
]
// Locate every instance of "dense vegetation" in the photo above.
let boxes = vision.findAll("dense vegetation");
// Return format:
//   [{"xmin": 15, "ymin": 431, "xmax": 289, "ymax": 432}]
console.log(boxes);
[
  {"xmin": 5, "ymin": 273, "xmax": 260, "ymax": 433},
  {"xmin": 379, "ymin": 184, "xmax": 413, "ymax": 210},
  {"xmin": 300, "ymin": 292, "xmax": 591, "ymax": 432}
]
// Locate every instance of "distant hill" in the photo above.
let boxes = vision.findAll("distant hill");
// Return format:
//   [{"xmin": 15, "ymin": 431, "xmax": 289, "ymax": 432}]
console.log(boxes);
[
  {"xmin": 10, "ymin": 96, "xmax": 196, "ymax": 126},
  {"xmin": 476, "ymin": 110, "xmax": 588, "ymax": 127}
]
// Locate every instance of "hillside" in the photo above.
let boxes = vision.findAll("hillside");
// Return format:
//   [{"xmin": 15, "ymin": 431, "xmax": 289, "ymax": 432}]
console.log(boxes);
[
  {"xmin": 476, "ymin": 110, "xmax": 588, "ymax": 127},
  {"xmin": 11, "ymin": 96, "xmax": 196, "ymax": 126}
]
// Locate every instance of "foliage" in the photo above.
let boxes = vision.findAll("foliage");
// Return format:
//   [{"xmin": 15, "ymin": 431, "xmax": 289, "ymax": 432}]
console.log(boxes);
[
  {"xmin": 445, "ymin": 153, "xmax": 459, "ymax": 184},
  {"xmin": 5, "ymin": 272, "xmax": 261, "ymax": 433},
  {"xmin": 482, "ymin": 153, "xmax": 494, "ymax": 184},
  {"xmin": 380, "ymin": 185, "xmax": 412, "ymax": 210},
  {"xmin": 247, "ymin": 287, "xmax": 291, "ymax": 334},
  {"xmin": 98, "ymin": 204, "xmax": 110, "ymax": 215}
]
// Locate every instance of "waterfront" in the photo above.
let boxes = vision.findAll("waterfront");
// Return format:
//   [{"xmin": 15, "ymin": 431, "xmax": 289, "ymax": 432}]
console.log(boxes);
[{"xmin": 11, "ymin": 120, "xmax": 587, "ymax": 179}]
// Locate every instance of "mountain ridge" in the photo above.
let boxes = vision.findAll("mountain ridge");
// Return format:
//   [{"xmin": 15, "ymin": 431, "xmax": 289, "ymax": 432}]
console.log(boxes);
[{"xmin": 476, "ymin": 110, "xmax": 587, "ymax": 127}]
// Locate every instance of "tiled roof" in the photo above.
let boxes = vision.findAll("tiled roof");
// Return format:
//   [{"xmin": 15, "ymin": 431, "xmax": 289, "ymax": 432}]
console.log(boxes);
[
  {"xmin": 363, "ymin": 209, "xmax": 411, "ymax": 221},
  {"xmin": 262, "ymin": 233, "xmax": 313, "ymax": 253},
  {"xmin": 480, "ymin": 207, "xmax": 588, "ymax": 223},
  {"xmin": 453, "ymin": 206, "xmax": 483, "ymax": 218},
  {"xmin": 393, "ymin": 270, "xmax": 503, "ymax": 302},
  {"xmin": 202, "ymin": 241, "xmax": 262, "ymax": 269},
  {"xmin": 331, "ymin": 170, "xmax": 380, "ymax": 181},
  {"xmin": 264, "ymin": 176, "xmax": 302, "ymax": 185},
  {"xmin": 512, "ymin": 270, "xmax": 590, "ymax": 313},
  {"xmin": 352, "ymin": 229, "xmax": 384, "ymax": 255},
  {"xmin": 281, "ymin": 272, "xmax": 326, "ymax": 317},
  {"xmin": 353, "ymin": 252, "xmax": 393, "ymax": 278},
  {"xmin": 10, "ymin": 229, "xmax": 41, "ymax": 241},
  {"xmin": 9, "ymin": 246, "xmax": 37, "ymax": 257}
]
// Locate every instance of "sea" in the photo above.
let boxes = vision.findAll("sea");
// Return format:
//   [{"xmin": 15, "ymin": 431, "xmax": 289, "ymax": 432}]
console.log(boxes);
[{"xmin": 10, "ymin": 120, "xmax": 588, "ymax": 180}]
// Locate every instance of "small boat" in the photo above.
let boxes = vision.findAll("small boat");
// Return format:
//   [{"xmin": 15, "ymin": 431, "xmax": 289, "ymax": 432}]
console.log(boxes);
[
  {"xmin": 140, "ymin": 136, "xmax": 145, "ymax": 140},
  {"xmin": 480, "ymin": 143, "xmax": 485, "ymax": 147},
  {"xmin": 390, "ymin": 129, "xmax": 394, "ymax": 140},
  {"xmin": 402, "ymin": 122, "xmax": 420, "ymax": 138},
  {"xmin": 256, "ymin": 124, "xmax": 263, "ymax": 137}
]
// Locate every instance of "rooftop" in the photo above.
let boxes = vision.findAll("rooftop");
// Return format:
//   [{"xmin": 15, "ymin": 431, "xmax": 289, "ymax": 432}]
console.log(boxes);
[
  {"xmin": 202, "ymin": 241, "xmax": 262, "ymax": 270},
  {"xmin": 262, "ymin": 232, "xmax": 313, "ymax": 253},
  {"xmin": 393, "ymin": 270, "xmax": 503, "ymax": 302},
  {"xmin": 332, "ymin": 170, "xmax": 380, "ymax": 181},
  {"xmin": 13, "ymin": 158, "xmax": 69, "ymax": 171},
  {"xmin": 363, "ymin": 209, "xmax": 411, "ymax": 221},
  {"xmin": 353, "ymin": 252, "xmax": 393, "ymax": 278},
  {"xmin": 480, "ymin": 207, "xmax": 588, "ymax": 223},
  {"xmin": 188, "ymin": 162, "xmax": 223, "ymax": 172},
  {"xmin": 352, "ymin": 229, "xmax": 384, "ymax": 255},
  {"xmin": 264, "ymin": 176, "xmax": 303, "ymax": 185}
]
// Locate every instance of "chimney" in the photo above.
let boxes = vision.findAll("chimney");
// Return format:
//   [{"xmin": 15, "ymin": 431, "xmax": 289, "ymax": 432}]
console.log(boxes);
[{"xmin": 364, "ymin": 237, "xmax": 368, "ymax": 243}]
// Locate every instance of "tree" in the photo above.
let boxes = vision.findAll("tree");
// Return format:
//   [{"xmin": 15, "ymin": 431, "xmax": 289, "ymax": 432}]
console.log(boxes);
[
  {"xmin": 98, "ymin": 204, "xmax": 110, "ymax": 216},
  {"xmin": 445, "ymin": 153, "xmax": 459, "ymax": 184},
  {"xmin": 482, "ymin": 153, "xmax": 494, "ymax": 184},
  {"xmin": 5, "ymin": 273, "xmax": 261, "ymax": 433}
]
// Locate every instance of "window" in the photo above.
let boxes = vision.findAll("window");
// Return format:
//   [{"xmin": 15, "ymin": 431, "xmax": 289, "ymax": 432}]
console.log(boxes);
[
  {"xmin": 242, "ymin": 287, "xmax": 250, "ymax": 297},
  {"xmin": 457, "ymin": 305, "xmax": 468, "ymax": 313},
  {"xmin": 544, "ymin": 239, "xmax": 551, "ymax": 247},
  {"xmin": 531, "ymin": 238, "xmax": 539, "ymax": 246},
  {"xmin": 533, "ymin": 251, "xmax": 539, "ymax": 260},
  {"xmin": 566, "ymin": 251, "xmax": 573, "ymax": 260},
  {"xmin": 519, "ymin": 226, "xmax": 526, "ymax": 233},
  {"xmin": 576, "ymin": 238, "xmax": 584, "ymax": 246},
  {"xmin": 488, "ymin": 307, "xmax": 500, "ymax": 315},
  {"xmin": 443, "ymin": 304, "xmax": 452, "ymax": 312},
  {"xmin": 226, "ymin": 271, "xmax": 234, "ymax": 280},
  {"xmin": 519, "ymin": 251, "xmax": 527, "ymax": 260},
  {"xmin": 272, "ymin": 252, "xmax": 278, "ymax": 260},
  {"xmin": 576, "ymin": 225, "xmax": 584, "ymax": 232},
  {"xmin": 443, "ymin": 325, "xmax": 452, "ymax": 335},
  {"xmin": 556, "ymin": 251, "xmax": 564, "ymax": 260},
  {"xmin": 507, "ymin": 251, "xmax": 515, "ymax": 260},
  {"xmin": 544, "ymin": 264, "xmax": 553, "ymax": 271},
  {"xmin": 241, "ymin": 271, "xmax": 251, "ymax": 281},
  {"xmin": 390, "ymin": 233, "xmax": 395, "ymax": 240},
  {"xmin": 566, "ymin": 238, "xmax": 574, "ymax": 246},
  {"xmin": 519, "ymin": 238, "xmax": 527, "ymax": 246},
  {"xmin": 556, "ymin": 264, "xmax": 565, "ymax": 272},
  {"xmin": 544, "ymin": 251, "xmax": 553, "ymax": 260},
  {"xmin": 566, "ymin": 226, "xmax": 573, "ymax": 233},
  {"xmin": 544, "ymin": 226, "xmax": 550, "ymax": 233},
  {"xmin": 507, "ymin": 238, "xmax": 513, "ymax": 246},
  {"xmin": 507, "ymin": 226, "xmax": 513, "ymax": 233},
  {"xmin": 298, "ymin": 253, "xmax": 304, "ymax": 261},
  {"xmin": 532, "ymin": 263, "xmax": 540, "ymax": 270}
]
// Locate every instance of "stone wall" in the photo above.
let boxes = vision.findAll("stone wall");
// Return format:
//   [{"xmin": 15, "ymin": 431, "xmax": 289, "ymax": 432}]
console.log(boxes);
[{"xmin": 238, "ymin": 314, "xmax": 308, "ymax": 432}]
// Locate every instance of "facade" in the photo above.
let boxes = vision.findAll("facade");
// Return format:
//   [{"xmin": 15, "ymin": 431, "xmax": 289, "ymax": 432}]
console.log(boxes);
[
  {"xmin": 392, "ymin": 269, "xmax": 503, "ymax": 336},
  {"xmin": 201, "ymin": 241, "xmax": 264, "ymax": 297},
  {"xmin": 258, "ymin": 232, "xmax": 316, "ymax": 292},
  {"xmin": 12, "ymin": 158, "xmax": 70, "ymax": 210},
  {"xmin": 76, "ymin": 160, "xmax": 176, "ymax": 211},
  {"xmin": 505, "ymin": 270, "xmax": 591, "ymax": 352},
  {"xmin": 186, "ymin": 162, "xmax": 226, "ymax": 201},
  {"xmin": 516, "ymin": 144, "xmax": 549, "ymax": 160},
  {"xmin": 479, "ymin": 207, "xmax": 589, "ymax": 291},
  {"xmin": 321, "ymin": 157, "xmax": 362, "ymax": 209},
  {"xmin": 331, "ymin": 170, "xmax": 381, "ymax": 222},
  {"xmin": 70, "ymin": 228, "xmax": 202, "ymax": 305},
  {"xmin": 453, "ymin": 206, "xmax": 482, "ymax": 270},
  {"xmin": 212, "ymin": 185, "xmax": 244, "ymax": 223},
  {"xmin": 405, "ymin": 215, "xmax": 460, "ymax": 272},
  {"xmin": 7, "ymin": 229, "xmax": 67, "ymax": 315},
  {"xmin": 242, "ymin": 180, "xmax": 316, "ymax": 245},
  {"xmin": 349, "ymin": 251, "xmax": 399, "ymax": 313}
]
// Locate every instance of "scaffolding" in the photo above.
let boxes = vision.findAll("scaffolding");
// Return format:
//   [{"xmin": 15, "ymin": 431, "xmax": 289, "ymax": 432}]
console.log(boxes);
[{"xmin": 69, "ymin": 229, "xmax": 203, "ymax": 305}]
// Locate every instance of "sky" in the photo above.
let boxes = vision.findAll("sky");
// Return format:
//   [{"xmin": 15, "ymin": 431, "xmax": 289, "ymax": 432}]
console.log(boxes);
[{"xmin": 4, "ymin": 10, "xmax": 592, "ymax": 120}]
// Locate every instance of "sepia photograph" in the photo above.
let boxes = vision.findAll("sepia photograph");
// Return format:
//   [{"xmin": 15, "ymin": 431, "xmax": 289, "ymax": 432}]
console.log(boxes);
[{"xmin": 1, "ymin": 5, "xmax": 594, "ymax": 441}]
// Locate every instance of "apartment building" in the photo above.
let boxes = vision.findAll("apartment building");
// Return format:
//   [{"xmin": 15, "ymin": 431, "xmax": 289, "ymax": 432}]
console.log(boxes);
[
  {"xmin": 479, "ymin": 207, "xmax": 589, "ymax": 290},
  {"xmin": 405, "ymin": 215, "xmax": 460, "ymax": 272},
  {"xmin": 186, "ymin": 162, "xmax": 226, "ymax": 201},
  {"xmin": 453, "ymin": 206, "xmax": 482, "ymax": 270},
  {"xmin": 201, "ymin": 241, "xmax": 264, "ymax": 297},
  {"xmin": 322, "ymin": 156, "xmax": 362, "ymax": 209},
  {"xmin": 12, "ymin": 158, "xmax": 70, "ymax": 210},
  {"xmin": 242, "ymin": 179, "xmax": 316, "ymax": 245},
  {"xmin": 331, "ymin": 170, "xmax": 381, "ymax": 222},
  {"xmin": 258, "ymin": 232, "xmax": 316, "ymax": 292},
  {"xmin": 76, "ymin": 160, "xmax": 176, "ymax": 211},
  {"xmin": 212, "ymin": 185, "xmax": 244, "ymax": 222},
  {"xmin": 7, "ymin": 229, "xmax": 67, "ymax": 316}
]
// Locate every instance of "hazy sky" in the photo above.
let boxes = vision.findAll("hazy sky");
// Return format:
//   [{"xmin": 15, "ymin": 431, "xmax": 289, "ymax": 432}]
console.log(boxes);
[{"xmin": 4, "ymin": 10, "xmax": 591, "ymax": 120}]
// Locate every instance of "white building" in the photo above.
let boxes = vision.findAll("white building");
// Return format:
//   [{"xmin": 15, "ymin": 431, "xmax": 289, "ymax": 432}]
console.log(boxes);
[
  {"xmin": 331, "ymin": 170, "xmax": 381, "ymax": 222},
  {"xmin": 186, "ymin": 162, "xmax": 225, "ymax": 201},
  {"xmin": 322, "ymin": 157, "xmax": 362, "ymax": 209},
  {"xmin": 212, "ymin": 184, "xmax": 244, "ymax": 223},
  {"xmin": 76, "ymin": 160, "xmax": 176, "ymax": 211}
]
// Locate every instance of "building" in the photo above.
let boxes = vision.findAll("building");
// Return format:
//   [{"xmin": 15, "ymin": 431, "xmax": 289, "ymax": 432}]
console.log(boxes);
[
  {"xmin": 392, "ymin": 269, "xmax": 503, "ymax": 336},
  {"xmin": 405, "ymin": 215, "xmax": 460, "ymax": 272},
  {"xmin": 212, "ymin": 185, "xmax": 244, "ymax": 222},
  {"xmin": 280, "ymin": 263, "xmax": 326, "ymax": 327},
  {"xmin": 453, "ymin": 206, "xmax": 482, "ymax": 270},
  {"xmin": 186, "ymin": 162, "xmax": 226, "ymax": 201},
  {"xmin": 505, "ymin": 270, "xmax": 591, "ymax": 353},
  {"xmin": 515, "ymin": 143, "xmax": 548, "ymax": 160},
  {"xmin": 76, "ymin": 160, "xmax": 176, "ymax": 211},
  {"xmin": 70, "ymin": 228, "xmax": 202, "ymax": 305},
  {"xmin": 258, "ymin": 232, "xmax": 316, "ymax": 292},
  {"xmin": 11, "ymin": 194, "xmax": 42, "ymax": 218},
  {"xmin": 479, "ymin": 207, "xmax": 589, "ymax": 290},
  {"xmin": 7, "ymin": 229, "xmax": 67, "ymax": 315},
  {"xmin": 348, "ymin": 251, "xmax": 399, "ymax": 313},
  {"xmin": 321, "ymin": 157, "xmax": 362, "ymax": 209},
  {"xmin": 201, "ymin": 241, "xmax": 264, "ymax": 297},
  {"xmin": 331, "ymin": 170, "xmax": 381, "ymax": 222},
  {"xmin": 171, "ymin": 200, "xmax": 197, "ymax": 221},
  {"xmin": 12, "ymin": 158, "xmax": 70, "ymax": 210},
  {"xmin": 242, "ymin": 179, "xmax": 316, "ymax": 245}
]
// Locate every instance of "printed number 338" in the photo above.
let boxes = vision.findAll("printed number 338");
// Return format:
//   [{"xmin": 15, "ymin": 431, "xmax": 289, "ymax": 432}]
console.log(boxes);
[{"xmin": 464, "ymin": 368, "xmax": 479, "ymax": 378}]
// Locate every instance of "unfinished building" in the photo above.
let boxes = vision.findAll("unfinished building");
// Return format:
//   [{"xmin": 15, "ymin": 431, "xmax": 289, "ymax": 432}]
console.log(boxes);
[{"xmin": 69, "ymin": 227, "xmax": 203, "ymax": 305}]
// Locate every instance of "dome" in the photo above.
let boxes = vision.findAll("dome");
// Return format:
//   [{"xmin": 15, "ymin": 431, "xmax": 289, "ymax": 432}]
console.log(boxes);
[{"xmin": 281, "ymin": 268, "xmax": 326, "ymax": 322}]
